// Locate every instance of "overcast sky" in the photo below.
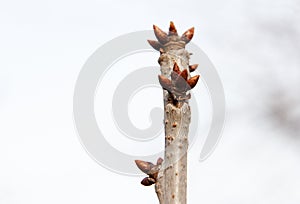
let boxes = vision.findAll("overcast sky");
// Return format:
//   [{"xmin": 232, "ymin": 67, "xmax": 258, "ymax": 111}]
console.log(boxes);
[{"xmin": 0, "ymin": 0, "xmax": 300, "ymax": 203}]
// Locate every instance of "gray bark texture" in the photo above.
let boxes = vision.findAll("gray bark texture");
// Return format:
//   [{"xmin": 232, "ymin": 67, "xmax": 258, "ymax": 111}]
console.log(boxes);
[{"xmin": 135, "ymin": 22, "xmax": 199, "ymax": 204}]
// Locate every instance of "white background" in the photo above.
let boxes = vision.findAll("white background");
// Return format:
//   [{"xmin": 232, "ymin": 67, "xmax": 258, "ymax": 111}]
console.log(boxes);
[{"xmin": 1, "ymin": 0, "xmax": 300, "ymax": 203}]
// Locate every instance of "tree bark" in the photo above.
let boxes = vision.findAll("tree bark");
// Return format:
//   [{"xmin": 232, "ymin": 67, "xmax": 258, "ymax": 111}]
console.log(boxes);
[{"xmin": 135, "ymin": 22, "xmax": 199, "ymax": 204}]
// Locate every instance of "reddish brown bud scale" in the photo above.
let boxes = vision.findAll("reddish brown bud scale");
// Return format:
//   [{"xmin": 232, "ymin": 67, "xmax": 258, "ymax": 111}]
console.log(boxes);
[
  {"xmin": 171, "ymin": 71, "xmax": 179, "ymax": 81},
  {"xmin": 171, "ymin": 69, "xmax": 188, "ymax": 91},
  {"xmin": 168, "ymin": 21, "xmax": 178, "ymax": 36},
  {"xmin": 189, "ymin": 64, "xmax": 198, "ymax": 72},
  {"xmin": 141, "ymin": 177, "xmax": 156, "ymax": 186},
  {"xmin": 147, "ymin": 40, "xmax": 163, "ymax": 51},
  {"xmin": 135, "ymin": 160, "xmax": 154, "ymax": 174},
  {"xmin": 158, "ymin": 75, "xmax": 172, "ymax": 91},
  {"xmin": 151, "ymin": 172, "xmax": 159, "ymax": 180},
  {"xmin": 187, "ymin": 75, "xmax": 200, "ymax": 89},
  {"xmin": 153, "ymin": 25, "xmax": 169, "ymax": 44},
  {"xmin": 181, "ymin": 27, "xmax": 194, "ymax": 44},
  {"xmin": 173, "ymin": 62, "xmax": 181, "ymax": 74},
  {"xmin": 156, "ymin": 157, "xmax": 163, "ymax": 165},
  {"xmin": 174, "ymin": 76, "xmax": 188, "ymax": 91},
  {"xmin": 179, "ymin": 69, "xmax": 188, "ymax": 81}
]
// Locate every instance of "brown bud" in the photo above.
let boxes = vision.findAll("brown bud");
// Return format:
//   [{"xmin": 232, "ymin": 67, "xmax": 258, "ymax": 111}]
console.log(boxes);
[
  {"xmin": 179, "ymin": 69, "xmax": 188, "ymax": 81},
  {"xmin": 173, "ymin": 62, "xmax": 181, "ymax": 74},
  {"xmin": 156, "ymin": 157, "xmax": 163, "ymax": 165},
  {"xmin": 158, "ymin": 75, "xmax": 172, "ymax": 91},
  {"xmin": 187, "ymin": 75, "xmax": 200, "ymax": 89},
  {"xmin": 147, "ymin": 40, "xmax": 163, "ymax": 51},
  {"xmin": 181, "ymin": 27, "xmax": 194, "ymax": 44},
  {"xmin": 174, "ymin": 76, "xmax": 188, "ymax": 91},
  {"xmin": 153, "ymin": 25, "xmax": 169, "ymax": 44},
  {"xmin": 171, "ymin": 71, "xmax": 179, "ymax": 81},
  {"xmin": 151, "ymin": 172, "xmax": 159, "ymax": 180},
  {"xmin": 189, "ymin": 64, "xmax": 198, "ymax": 72},
  {"xmin": 168, "ymin": 21, "xmax": 178, "ymax": 36},
  {"xmin": 174, "ymin": 69, "xmax": 188, "ymax": 91},
  {"xmin": 135, "ymin": 160, "xmax": 154, "ymax": 174},
  {"xmin": 141, "ymin": 177, "xmax": 156, "ymax": 186}
]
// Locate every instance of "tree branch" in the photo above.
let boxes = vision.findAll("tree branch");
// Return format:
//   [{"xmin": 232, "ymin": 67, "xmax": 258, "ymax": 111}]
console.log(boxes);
[{"xmin": 135, "ymin": 21, "xmax": 199, "ymax": 204}]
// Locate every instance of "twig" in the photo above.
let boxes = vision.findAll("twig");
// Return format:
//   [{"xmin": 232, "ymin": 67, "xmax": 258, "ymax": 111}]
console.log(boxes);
[{"xmin": 135, "ymin": 21, "xmax": 200, "ymax": 204}]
